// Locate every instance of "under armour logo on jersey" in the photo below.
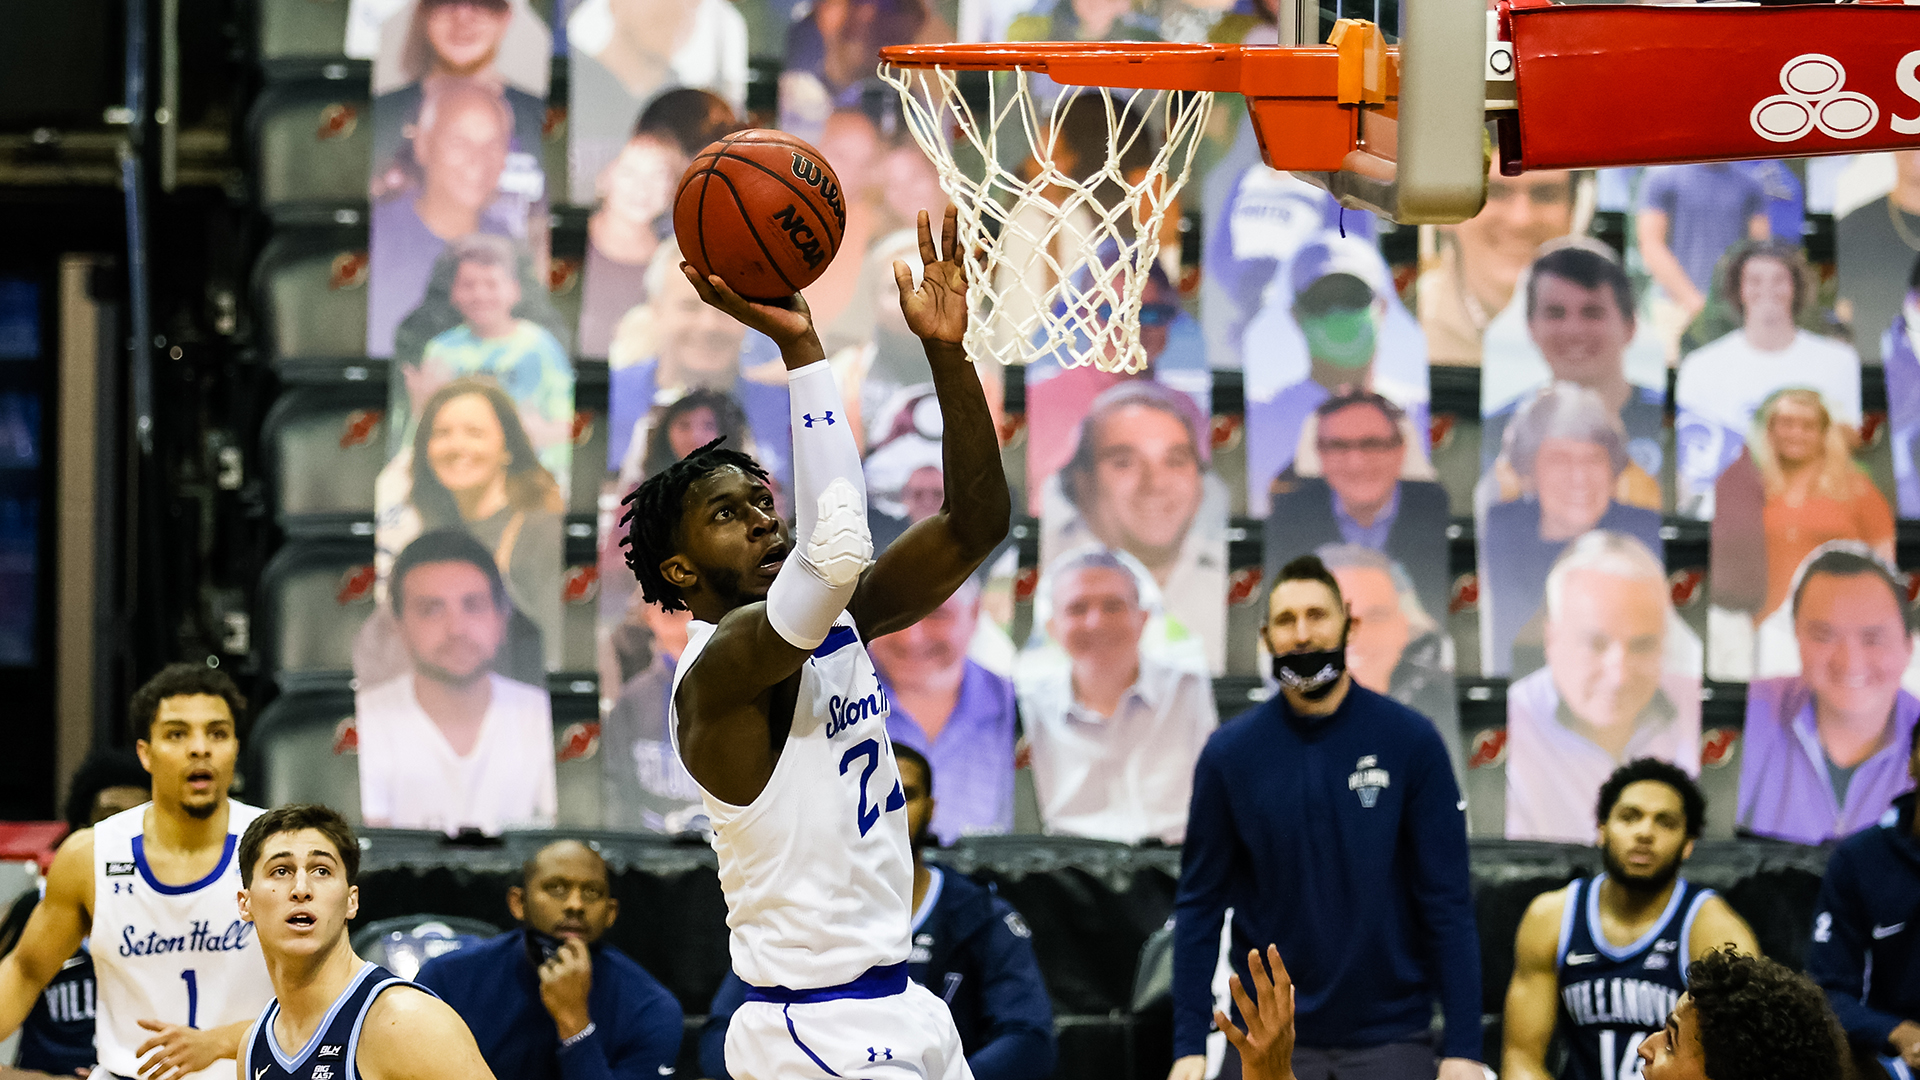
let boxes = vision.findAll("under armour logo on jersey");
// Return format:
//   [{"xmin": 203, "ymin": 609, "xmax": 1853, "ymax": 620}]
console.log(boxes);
[
  {"xmin": 319, "ymin": 1046, "xmax": 342, "ymax": 1058},
  {"xmin": 867, "ymin": 1048, "xmax": 893, "ymax": 1062},
  {"xmin": 802, "ymin": 412, "xmax": 835, "ymax": 428}
]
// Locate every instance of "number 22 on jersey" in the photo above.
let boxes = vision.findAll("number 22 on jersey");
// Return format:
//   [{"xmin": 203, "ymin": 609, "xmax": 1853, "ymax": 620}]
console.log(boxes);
[{"xmin": 839, "ymin": 738, "xmax": 905, "ymax": 836}]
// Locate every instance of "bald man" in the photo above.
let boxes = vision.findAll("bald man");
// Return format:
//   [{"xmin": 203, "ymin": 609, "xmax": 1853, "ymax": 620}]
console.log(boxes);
[{"xmin": 415, "ymin": 840, "xmax": 684, "ymax": 1080}]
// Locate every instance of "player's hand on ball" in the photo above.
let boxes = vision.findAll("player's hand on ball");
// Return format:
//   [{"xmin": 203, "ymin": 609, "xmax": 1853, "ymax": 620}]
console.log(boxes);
[
  {"xmin": 1216, "ymin": 945, "xmax": 1297, "ymax": 1080},
  {"xmin": 896, "ymin": 206, "xmax": 972, "ymax": 349},
  {"xmin": 537, "ymin": 938, "xmax": 596, "ymax": 1040},
  {"xmin": 133, "ymin": 1019, "xmax": 225, "ymax": 1080},
  {"xmin": 681, "ymin": 265, "xmax": 823, "ymax": 362}
]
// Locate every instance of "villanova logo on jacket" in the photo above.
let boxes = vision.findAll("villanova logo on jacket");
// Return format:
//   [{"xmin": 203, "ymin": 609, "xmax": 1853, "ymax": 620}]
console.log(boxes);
[{"xmin": 1348, "ymin": 756, "xmax": 1390, "ymax": 808}]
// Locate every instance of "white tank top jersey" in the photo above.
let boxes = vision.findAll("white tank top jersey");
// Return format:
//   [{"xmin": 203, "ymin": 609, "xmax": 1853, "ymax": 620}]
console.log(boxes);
[
  {"xmin": 672, "ymin": 614, "xmax": 915, "ymax": 990},
  {"xmin": 90, "ymin": 802, "xmax": 275, "ymax": 1080}
]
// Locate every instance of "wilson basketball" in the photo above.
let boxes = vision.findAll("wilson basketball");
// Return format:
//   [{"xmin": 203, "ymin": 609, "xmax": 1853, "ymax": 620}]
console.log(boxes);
[{"xmin": 673, "ymin": 129, "xmax": 848, "ymax": 301}]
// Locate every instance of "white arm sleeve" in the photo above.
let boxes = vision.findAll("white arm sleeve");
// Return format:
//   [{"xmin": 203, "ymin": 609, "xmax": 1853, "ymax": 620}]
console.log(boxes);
[{"xmin": 766, "ymin": 361, "xmax": 872, "ymax": 649}]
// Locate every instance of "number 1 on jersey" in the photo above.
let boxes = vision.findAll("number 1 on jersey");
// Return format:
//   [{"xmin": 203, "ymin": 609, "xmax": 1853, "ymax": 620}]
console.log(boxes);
[{"xmin": 180, "ymin": 969, "xmax": 198, "ymax": 1028}]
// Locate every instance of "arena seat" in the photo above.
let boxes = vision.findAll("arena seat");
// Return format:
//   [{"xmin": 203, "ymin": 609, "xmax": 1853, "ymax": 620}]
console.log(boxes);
[
  {"xmin": 567, "ymin": 367, "xmax": 609, "ymax": 517},
  {"xmin": 250, "ymin": 687, "xmax": 362, "ymax": 822},
  {"xmin": 252, "ymin": 227, "xmax": 370, "ymax": 366},
  {"xmin": 258, "ymin": 540, "xmax": 376, "ymax": 688},
  {"xmin": 349, "ymin": 914, "xmax": 503, "ymax": 981},
  {"xmin": 249, "ymin": 77, "xmax": 372, "ymax": 218},
  {"xmin": 1430, "ymin": 409, "xmax": 1484, "ymax": 520},
  {"xmin": 261, "ymin": 383, "xmax": 387, "ymax": 533},
  {"xmin": 1460, "ymin": 697, "xmax": 1506, "ymax": 839},
  {"xmin": 253, "ymin": 0, "xmax": 352, "ymax": 66}
]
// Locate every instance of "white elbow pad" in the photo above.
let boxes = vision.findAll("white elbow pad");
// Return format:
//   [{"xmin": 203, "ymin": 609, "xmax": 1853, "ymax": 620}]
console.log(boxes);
[{"xmin": 767, "ymin": 478, "xmax": 873, "ymax": 649}]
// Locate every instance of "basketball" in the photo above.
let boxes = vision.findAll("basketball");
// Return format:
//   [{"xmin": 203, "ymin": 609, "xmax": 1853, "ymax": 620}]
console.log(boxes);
[{"xmin": 673, "ymin": 129, "xmax": 848, "ymax": 301}]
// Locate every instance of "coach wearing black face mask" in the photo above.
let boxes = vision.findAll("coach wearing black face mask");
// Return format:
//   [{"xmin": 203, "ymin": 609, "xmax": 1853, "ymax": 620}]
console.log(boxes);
[{"xmin": 1167, "ymin": 555, "xmax": 1482, "ymax": 1080}]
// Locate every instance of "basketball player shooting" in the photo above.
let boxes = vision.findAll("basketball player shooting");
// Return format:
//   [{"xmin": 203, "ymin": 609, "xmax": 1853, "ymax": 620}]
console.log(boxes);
[
  {"xmin": 621, "ymin": 204, "xmax": 1009, "ymax": 1080},
  {"xmin": 234, "ymin": 804, "xmax": 495, "ymax": 1080}
]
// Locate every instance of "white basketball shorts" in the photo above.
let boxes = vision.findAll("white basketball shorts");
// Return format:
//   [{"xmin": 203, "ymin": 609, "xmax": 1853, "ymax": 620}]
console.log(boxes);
[{"xmin": 724, "ymin": 981, "xmax": 974, "ymax": 1080}]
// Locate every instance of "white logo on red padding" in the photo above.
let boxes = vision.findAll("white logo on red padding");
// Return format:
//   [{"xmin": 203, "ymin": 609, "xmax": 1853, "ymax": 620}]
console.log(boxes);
[{"xmin": 1751, "ymin": 54, "xmax": 1878, "ymax": 142}]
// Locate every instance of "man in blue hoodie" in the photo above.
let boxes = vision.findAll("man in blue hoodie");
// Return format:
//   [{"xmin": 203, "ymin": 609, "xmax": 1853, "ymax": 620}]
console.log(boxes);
[
  {"xmin": 700, "ymin": 744, "xmax": 1057, "ymax": 1080},
  {"xmin": 1808, "ymin": 723, "xmax": 1920, "ymax": 1080},
  {"xmin": 1169, "ymin": 553, "xmax": 1482, "ymax": 1080}
]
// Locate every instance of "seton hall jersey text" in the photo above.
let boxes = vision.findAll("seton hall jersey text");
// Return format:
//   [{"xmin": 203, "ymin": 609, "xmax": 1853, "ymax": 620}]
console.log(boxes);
[{"xmin": 119, "ymin": 919, "xmax": 257, "ymax": 957}]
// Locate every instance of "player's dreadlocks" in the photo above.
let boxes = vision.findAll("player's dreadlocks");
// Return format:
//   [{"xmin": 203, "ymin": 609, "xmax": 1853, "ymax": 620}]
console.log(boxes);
[{"xmin": 621, "ymin": 437, "xmax": 770, "ymax": 613}]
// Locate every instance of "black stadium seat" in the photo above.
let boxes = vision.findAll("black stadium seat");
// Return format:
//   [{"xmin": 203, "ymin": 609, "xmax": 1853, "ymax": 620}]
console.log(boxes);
[
  {"xmin": 250, "ymin": 687, "xmax": 363, "ymax": 821},
  {"xmin": 249, "ymin": 77, "xmax": 372, "ymax": 219},
  {"xmin": 252, "ymin": 227, "xmax": 370, "ymax": 366},
  {"xmin": 254, "ymin": 0, "xmax": 352, "ymax": 67},
  {"xmin": 258, "ymin": 540, "xmax": 376, "ymax": 689},
  {"xmin": 260, "ymin": 384, "xmax": 387, "ymax": 532}
]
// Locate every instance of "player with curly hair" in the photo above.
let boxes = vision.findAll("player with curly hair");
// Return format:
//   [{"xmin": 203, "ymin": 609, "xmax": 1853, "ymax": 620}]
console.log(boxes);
[{"xmin": 1639, "ymin": 948, "xmax": 1845, "ymax": 1080}]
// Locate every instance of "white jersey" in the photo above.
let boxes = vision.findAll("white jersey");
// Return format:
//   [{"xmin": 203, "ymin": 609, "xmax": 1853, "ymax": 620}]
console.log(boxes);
[
  {"xmin": 672, "ymin": 615, "xmax": 914, "ymax": 990},
  {"xmin": 91, "ymin": 802, "xmax": 274, "ymax": 1080}
]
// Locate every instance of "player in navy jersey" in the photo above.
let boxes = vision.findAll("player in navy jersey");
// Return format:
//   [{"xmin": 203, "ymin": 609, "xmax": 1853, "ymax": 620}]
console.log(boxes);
[
  {"xmin": 1503, "ymin": 759, "xmax": 1759, "ymax": 1080},
  {"xmin": 0, "ymin": 749, "xmax": 151, "ymax": 1078},
  {"xmin": 235, "ymin": 804, "xmax": 493, "ymax": 1080},
  {"xmin": 621, "ymin": 206, "xmax": 1008, "ymax": 1079}
]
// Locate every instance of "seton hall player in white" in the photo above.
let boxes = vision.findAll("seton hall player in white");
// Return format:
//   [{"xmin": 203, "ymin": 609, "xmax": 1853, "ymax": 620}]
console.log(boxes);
[
  {"xmin": 235, "ymin": 804, "xmax": 494, "ymax": 1080},
  {"xmin": 1503, "ymin": 759, "xmax": 1760, "ymax": 1080},
  {"xmin": 0, "ymin": 665, "xmax": 273, "ymax": 1080},
  {"xmin": 619, "ymin": 206, "xmax": 1008, "ymax": 1080}
]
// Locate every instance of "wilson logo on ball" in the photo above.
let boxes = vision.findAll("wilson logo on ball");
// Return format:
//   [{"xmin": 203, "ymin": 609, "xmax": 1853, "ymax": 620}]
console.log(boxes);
[
  {"xmin": 790, "ymin": 154, "xmax": 846, "ymax": 225},
  {"xmin": 771, "ymin": 205, "xmax": 827, "ymax": 269}
]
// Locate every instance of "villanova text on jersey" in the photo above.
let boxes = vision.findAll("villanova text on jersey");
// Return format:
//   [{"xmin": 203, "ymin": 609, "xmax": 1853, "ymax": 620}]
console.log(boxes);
[
  {"xmin": 1557, "ymin": 876, "xmax": 1714, "ymax": 1080},
  {"xmin": 120, "ymin": 919, "xmax": 257, "ymax": 957}
]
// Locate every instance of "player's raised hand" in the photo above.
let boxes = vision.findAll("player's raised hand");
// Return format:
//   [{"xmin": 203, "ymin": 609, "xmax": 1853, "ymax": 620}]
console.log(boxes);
[
  {"xmin": 681, "ymin": 265, "xmax": 824, "ymax": 366},
  {"xmin": 1216, "ymin": 945, "xmax": 1297, "ymax": 1080},
  {"xmin": 896, "ymin": 206, "xmax": 972, "ymax": 350}
]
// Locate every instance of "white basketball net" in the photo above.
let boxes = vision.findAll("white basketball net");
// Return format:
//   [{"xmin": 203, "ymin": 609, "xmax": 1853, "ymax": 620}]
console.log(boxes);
[{"xmin": 878, "ymin": 62, "xmax": 1214, "ymax": 375}]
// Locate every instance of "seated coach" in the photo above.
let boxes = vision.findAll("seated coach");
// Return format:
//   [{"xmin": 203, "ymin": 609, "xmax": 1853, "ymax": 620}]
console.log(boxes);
[
  {"xmin": 699, "ymin": 744, "xmax": 1057, "ymax": 1080},
  {"xmin": 415, "ymin": 839, "xmax": 684, "ymax": 1080}
]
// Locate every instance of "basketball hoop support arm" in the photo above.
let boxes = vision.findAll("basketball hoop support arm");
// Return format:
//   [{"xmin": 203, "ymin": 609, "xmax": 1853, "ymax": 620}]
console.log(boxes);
[{"xmin": 1491, "ymin": 0, "xmax": 1920, "ymax": 173}]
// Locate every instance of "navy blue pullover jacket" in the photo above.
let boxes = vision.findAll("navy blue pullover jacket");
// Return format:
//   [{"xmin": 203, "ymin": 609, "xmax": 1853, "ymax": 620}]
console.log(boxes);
[
  {"xmin": 1809, "ymin": 792, "xmax": 1920, "ymax": 1053},
  {"xmin": 1172, "ymin": 683, "xmax": 1482, "ymax": 1060},
  {"xmin": 415, "ymin": 928, "xmax": 684, "ymax": 1080},
  {"xmin": 701, "ymin": 869, "xmax": 1057, "ymax": 1080}
]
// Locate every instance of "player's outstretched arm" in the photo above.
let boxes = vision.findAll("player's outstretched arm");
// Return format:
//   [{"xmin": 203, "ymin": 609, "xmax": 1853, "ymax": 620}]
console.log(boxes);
[
  {"xmin": 678, "ymin": 266, "xmax": 876, "ymax": 806},
  {"xmin": 1501, "ymin": 887, "xmax": 1569, "ymax": 1080},
  {"xmin": 0, "ymin": 830, "xmax": 92, "ymax": 1041},
  {"xmin": 1687, "ymin": 895, "xmax": 1760, "ymax": 959},
  {"xmin": 356, "ymin": 986, "xmax": 498, "ymax": 1080},
  {"xmin": 850, "ymin": 206, "xmax": 1011, "ymax": 640}
]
